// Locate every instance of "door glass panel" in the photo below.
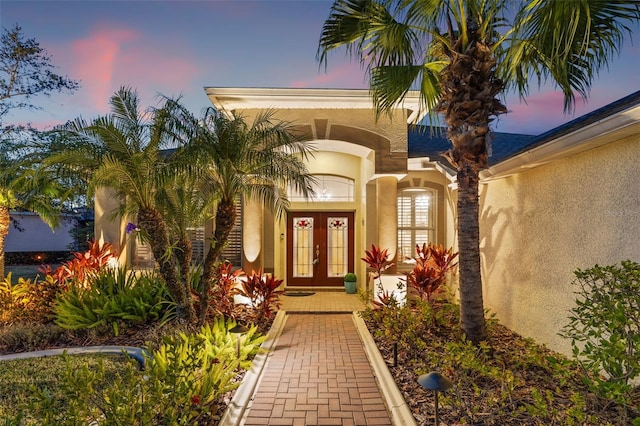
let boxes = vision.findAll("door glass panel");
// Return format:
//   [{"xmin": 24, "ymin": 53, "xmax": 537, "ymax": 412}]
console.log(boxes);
[
  {"xmin": 293, "ymin": 217, "xmax": 313, "ymax": 277},
  {"xmin": 327, "ymin": 217, "xmax": 348, "ymax": 277}
]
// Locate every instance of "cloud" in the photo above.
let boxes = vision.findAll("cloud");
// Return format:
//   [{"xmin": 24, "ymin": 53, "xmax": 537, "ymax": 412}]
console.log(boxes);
[
  {"xmin": 69, "ymin": 26, "xmax": 139, "ymax": 112},
  {"xmin": 65, "ymin": 24, "xmax": 201, "ymax": 116}
]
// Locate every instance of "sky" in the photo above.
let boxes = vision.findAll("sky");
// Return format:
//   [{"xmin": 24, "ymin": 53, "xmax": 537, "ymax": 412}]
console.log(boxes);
[{"xmin": 2, "ymin": 0, "xmax": 639, "ymax": 136}]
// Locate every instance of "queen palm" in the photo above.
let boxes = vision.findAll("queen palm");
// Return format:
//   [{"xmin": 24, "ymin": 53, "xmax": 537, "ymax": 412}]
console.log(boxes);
[
  {"xmin": 178, "ymin": 107, "xmax": 316, "ymax": 324},
  {"xmin": 318, "ymin": 0, "xmax": 640, "ymax": 343},
  {"xmin": 52, "ymin": 87, "xmax": 195, "ymax": 321}
]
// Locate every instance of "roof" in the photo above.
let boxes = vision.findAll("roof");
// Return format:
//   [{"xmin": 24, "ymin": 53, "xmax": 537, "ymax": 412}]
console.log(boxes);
[
  {"xmin": 482, "ymin": 90, "xmax": 640, "ymax": 179},
  {"xmin": 409, "ymin": 90, "xmax": 640, "ymax": 176},
  {"xmin": 408, "ymin": 126, "xmax": 536, "ymax": 166}
]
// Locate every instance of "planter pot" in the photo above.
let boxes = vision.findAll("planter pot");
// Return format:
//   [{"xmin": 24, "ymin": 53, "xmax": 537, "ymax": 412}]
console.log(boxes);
[{"xmin": 344, "ymin": 281, "xmax": 357, "ymax": 294}]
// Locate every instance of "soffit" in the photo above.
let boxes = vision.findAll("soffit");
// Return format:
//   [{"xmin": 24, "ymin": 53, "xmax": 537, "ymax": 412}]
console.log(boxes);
[{"xmin": 204, "ymin": 87, "xmax": 425, "ymax": 124}]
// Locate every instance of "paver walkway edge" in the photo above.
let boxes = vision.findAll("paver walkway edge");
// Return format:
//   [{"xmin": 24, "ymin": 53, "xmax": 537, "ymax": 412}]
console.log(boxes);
[
  {"xmin": 221, "ymin": 311, "xmax": 416, "ymax": 426},
  {"xmin": 221, "ymin": 310, "xmax": 289, "ymax": 425}
]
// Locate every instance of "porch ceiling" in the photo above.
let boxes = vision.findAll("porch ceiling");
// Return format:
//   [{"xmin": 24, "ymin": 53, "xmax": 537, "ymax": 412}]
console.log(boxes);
[{"xmin": 204, "ymin": 87, "xmax": 426, "ymax": 124}]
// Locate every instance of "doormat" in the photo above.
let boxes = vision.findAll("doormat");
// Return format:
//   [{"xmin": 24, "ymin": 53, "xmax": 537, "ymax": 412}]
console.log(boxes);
[{"xmin": 284, "ymin": 291, "xmax": 315, "ymax": 297}]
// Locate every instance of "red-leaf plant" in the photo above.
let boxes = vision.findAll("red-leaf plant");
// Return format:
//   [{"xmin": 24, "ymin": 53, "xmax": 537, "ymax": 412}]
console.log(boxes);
[
  {"xmin": 234, "ymin": 269, "xmax": 284, "ymax": 322},
  {"xmin": 44, "ymin": 240, "xmax": 117, "ymax": 289},
  {"xmin": 361, "ymin": 244, "xmax": 394, "ymax": 288},
  {"xmin": 406, "ymin": 243, "xmax": 458, "ymax": 302},
  {"xmin": 195, "ymin": 261, "xmax": 245, "ymax": 321}
]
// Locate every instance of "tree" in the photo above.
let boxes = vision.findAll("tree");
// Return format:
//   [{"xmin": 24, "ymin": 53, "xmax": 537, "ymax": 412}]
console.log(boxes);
[
  {"xmin": 318, "ymin": 0, "xmax": 640, "ymax": 344},
  {"xmin": 0, "ymin": 24, "xmax": 79, "ymax": 278},
  {"xmin": 1, "ymin": 24, "xmax": 79, "ymax": 128},
  {"xmin": 52, "ymin": 87, "xmax": 196, "ymax": 322},
  {"xmin": 175, "ymin": 107, "xmax": 316, "ymax": 325}
]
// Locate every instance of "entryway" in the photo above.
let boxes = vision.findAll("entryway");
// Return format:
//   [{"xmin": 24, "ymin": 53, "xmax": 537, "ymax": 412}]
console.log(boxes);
[{"xmin": 286, "ymin": 212, "xmax": 354, "ymax": 287}]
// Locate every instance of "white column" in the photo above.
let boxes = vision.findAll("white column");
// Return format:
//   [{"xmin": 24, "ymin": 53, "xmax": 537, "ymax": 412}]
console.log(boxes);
[{"xmin": 376, "ymin": 176, "xmax": 397, "ymax": 262}]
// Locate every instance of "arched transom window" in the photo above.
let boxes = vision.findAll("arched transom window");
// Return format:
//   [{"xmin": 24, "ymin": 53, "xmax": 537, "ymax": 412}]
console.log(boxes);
[{"xmin": 288, "ymin": 174, "xmax": 355, "ymax": 202}]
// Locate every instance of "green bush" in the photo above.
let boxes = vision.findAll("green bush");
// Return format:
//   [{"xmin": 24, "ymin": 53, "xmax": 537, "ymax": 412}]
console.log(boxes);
[
  {"xmin": 0, "ymin": 273, "xmax": 63, "ymax": 324},
  {"xmin": 344, "ymin": 273, "xmax": 357, "ymax": 282},
  {"xmin": 53, "ymin": 268, "xmax": 176, "ymax": 335},
  {"xmin": 560, "ymin": 260, "xmax": 640, "ymax": 404},
  {"xmin": 27, "ymin": 318, "xmax": 266, "ymax": 425}
]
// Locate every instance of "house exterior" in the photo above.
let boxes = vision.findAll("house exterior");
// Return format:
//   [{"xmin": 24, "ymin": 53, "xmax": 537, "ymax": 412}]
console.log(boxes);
[
  {"xmin": 6, "ymin": 211, "xmax": 77, "ymax": 253},
  {"xmin": 94, "ymin": 87, "xmax": 640, "ymax": 356}
]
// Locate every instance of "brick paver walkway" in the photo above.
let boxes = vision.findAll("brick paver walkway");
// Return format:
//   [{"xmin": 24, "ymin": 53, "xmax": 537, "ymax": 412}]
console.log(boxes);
[{"xmin": 242, "ymin": 314, "xmax": 392, "ymax": 426}]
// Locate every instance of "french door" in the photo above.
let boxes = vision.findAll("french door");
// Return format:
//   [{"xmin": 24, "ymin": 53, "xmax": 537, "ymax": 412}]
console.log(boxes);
[{"xmin": 286, "ymin": 212, "xmax": 354, "ymax": 287}]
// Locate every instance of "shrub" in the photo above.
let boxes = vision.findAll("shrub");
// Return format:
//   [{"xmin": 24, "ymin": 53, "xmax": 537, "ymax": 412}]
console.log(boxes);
[
  {"xmin": 0, "ymin": 273, "xmax": 63, "ymax": 324},
  {"xmin": 344, "ymin": 272, "xmax": 357, "ymax": 282},
  {"xmin": 53, "ymin": 268, "xmax": 176, "ymax": 335},
  {"xmin": 235, "ymin": 269, "xmax": 284, "ymax": 322},
  {"xmin": 28, "ymin": 319, "xmax": 266, "ymax": 424},
  {"xmin": 559, "ymin": 260, "xmax": 640, "ymax": 404},
  {"xmin": 405, "ymin": 243, "xmax": 458, "ymax": 302},
  {"xmin": 193, "ymin": 261, "xmax": 244, "ymax": 321},
  {"xmin": 47, "ymin": 240, "xmax": 117, "ymax": 288},
  {"xmin": 361, "ymin": 244, "xmax": 393, "ymax": 287}
]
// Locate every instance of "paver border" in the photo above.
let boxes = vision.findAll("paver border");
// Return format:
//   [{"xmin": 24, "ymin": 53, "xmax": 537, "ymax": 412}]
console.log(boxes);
[
  {"xmin": 352, "ymin": 312, "xmax": 417, "ymax": 426},
  {"xmin": 220, "ymin": 310, "xmax": 288, "ymax": 426}
]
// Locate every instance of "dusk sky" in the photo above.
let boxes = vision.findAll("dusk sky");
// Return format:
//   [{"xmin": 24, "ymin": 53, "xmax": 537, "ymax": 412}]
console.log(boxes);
[{"xmin": 2, "ymin": 0, "xmax": 639, "ymax": 136}]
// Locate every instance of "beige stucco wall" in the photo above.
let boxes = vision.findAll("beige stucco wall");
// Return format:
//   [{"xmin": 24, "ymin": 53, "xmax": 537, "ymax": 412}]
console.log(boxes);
[
  {"xmin": 93, "ymin": 187, "xmax": 129, "ymax": 265},
  {"xmin": 235, "ymin": 108, "xmax": 408, "ymax": 153},
  {"xmin": 479, "ymin": 132, "xmax": 640, "ymax": 355}
]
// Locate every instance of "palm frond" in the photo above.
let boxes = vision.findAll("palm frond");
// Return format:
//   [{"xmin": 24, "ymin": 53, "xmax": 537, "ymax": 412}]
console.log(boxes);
[{"xmin": 504, "ymin": 0, "xmax": 640, "ymax": 112}]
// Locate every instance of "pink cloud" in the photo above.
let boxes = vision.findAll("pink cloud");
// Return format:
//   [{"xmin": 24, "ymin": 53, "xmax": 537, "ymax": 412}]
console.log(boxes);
[
  {"xmin": 60, "ymin": 24, "xmax": 200, "ymax": 116},
  {"xmin": 70, "ymin": 26, "xmax": 139, "ymax": 112}
]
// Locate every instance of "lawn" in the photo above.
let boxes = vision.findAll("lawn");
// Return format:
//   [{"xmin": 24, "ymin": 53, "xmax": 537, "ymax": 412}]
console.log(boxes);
[
  {"xmin": 5, "ymin": 264, "xmax": 58, "ymax": 281},
  {"xmin": 0, "ymin": 353, "xmax": 131, "ymax": 424}
]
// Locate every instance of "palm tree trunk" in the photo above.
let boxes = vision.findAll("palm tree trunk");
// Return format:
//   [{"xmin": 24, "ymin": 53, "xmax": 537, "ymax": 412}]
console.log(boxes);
[
  {"xmin": 199, "ymin": 199, "xmax": 236, "ymax": 325},
  {"xmin": 138, "ymin": 207, "xmax": 195, "ymax": 322},
  {"xmin": 456, "ymin": 161, "xmax": 487, "ymax": 344},
  {"xmin": 176, "ymin": 237, "xmax": 193, "ymax": 306},
  {"xmin": 0, "ymin": 206, "xmax": 9, "ymax": 279}
]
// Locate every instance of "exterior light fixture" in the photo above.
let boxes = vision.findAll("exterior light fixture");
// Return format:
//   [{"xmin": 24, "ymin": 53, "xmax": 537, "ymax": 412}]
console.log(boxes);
[
  {"xmin": 418, "ymin": 371, "xmax": 453, "ymax": 426},
  {"xmin": 229, "ymin": 323, "xmax": 250, "ymax": 358}
]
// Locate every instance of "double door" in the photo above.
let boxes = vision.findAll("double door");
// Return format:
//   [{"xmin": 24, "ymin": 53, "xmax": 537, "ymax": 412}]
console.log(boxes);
[{"xmin": 286, "ymin": 212, "xmax": 354, "ymax": 287}]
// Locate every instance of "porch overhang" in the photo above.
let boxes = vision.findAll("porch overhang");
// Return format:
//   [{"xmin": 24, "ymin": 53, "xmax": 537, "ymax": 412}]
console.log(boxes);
[{"xmin": 204, "ymin": 87, "xmax": 426, "ymax": 124}]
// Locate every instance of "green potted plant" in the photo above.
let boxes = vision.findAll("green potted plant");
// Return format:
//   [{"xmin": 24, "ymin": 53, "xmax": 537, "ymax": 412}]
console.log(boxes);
[{"xmin": 343, "ymin": 272, "xmax": 357, "ymax": 294}]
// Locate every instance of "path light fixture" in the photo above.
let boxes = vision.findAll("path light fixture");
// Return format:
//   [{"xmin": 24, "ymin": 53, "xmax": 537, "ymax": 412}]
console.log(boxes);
[
  {"xmin": 229, "ymin": 323, "xmax": 250, "ymax": 358},
  {"xmin": 418, "ymin": 371, "xmax": 453, "ymax": 426}
]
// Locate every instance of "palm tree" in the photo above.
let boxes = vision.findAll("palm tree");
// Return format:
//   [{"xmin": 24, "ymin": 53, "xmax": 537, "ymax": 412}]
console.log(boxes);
[
  {"xmin": 156, "ymin": 171, "xmax": 215, "ymax": 297},
  {"xmin": 52, "ymin": 87, "xmax": 196, "ymax": 321},
  {"xmin": 177, "ymin": 107, "xmax": 316, "ymax": 325},
  {"xmin": 318, "ymin": 0, "xmax": 640, "ymax": 344},
  {"xmin": 0, "ymin": 150, "xmax": 69, "ymax": 278}
]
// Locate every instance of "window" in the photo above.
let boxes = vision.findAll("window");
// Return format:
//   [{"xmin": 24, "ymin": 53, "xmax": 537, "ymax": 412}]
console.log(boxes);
[
  {"xmin": 288, "ymin": 175, "xmax": 354, "ymax": 202},
  {"xmin": 397, "ymin": 188, "xmax": 436, "ymax": 264},
  {"xmin": 185, "ymin": 199, "xmax": 243, "ymax": 267}
]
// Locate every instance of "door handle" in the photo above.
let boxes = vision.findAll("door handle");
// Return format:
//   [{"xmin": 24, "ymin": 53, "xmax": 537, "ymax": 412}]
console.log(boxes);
[{"xmin": 313, "ymin": 245, "xmax": 320, "ymax": 265}]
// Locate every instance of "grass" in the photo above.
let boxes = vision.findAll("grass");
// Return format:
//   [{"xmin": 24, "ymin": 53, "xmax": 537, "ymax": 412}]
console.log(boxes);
[
  {"xmin": 0, "ymin": 353, "xmax": 132, "ymax": 424},
  {"xmin": 5, "ymin": 264, "xmax": 59, "ymax": 281}
]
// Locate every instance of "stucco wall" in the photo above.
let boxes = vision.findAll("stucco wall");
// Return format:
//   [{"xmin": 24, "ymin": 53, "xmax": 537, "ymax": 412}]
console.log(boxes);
[
  {"xmin": 479, "ymin": 132, "xmax": 640, "ymax": 355},
  {"xmin": 234, "ymin": 108, "xmax": 408, "ymax": 153}
]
